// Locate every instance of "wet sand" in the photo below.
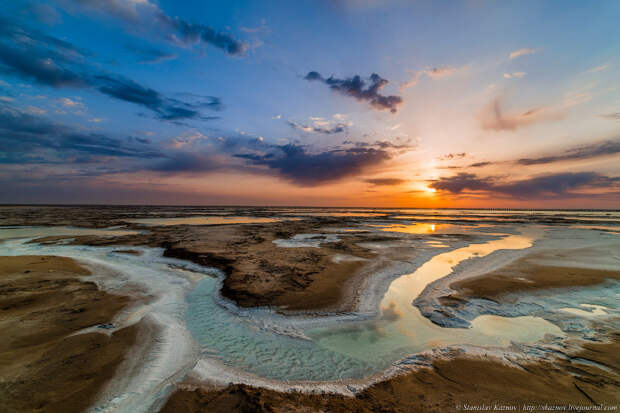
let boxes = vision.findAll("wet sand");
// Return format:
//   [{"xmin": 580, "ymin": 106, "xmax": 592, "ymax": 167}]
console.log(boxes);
[
  {"xmin": 42, "ymin": 219, "xmax": 396, "ymax": 312},
  {"xmin": 162, "ymin": 336, "xmax": 619, "ymax": 413},
  {"xmin": 0, "ymin": 256, "xmax": 138, "ymax": 413},
  {"xmin": 445, "ymin": 252, "xmax": 620, "ymax": 304}
]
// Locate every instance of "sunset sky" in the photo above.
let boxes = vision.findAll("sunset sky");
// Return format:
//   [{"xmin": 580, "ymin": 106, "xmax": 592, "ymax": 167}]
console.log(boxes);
[{"xmin": 1, "ymin": 0, "xmax": 619, "ymax": 207}]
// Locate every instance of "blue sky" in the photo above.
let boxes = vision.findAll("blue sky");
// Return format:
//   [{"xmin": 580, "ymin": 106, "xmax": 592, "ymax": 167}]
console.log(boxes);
[{"xmin": 0, "ymin": 0, "xmax": 619, "ymax": 206}]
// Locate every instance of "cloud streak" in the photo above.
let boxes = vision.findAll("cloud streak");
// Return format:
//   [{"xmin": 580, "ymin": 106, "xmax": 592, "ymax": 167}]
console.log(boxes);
[
  {"xmin": 305, "ymin": 71, "xmax": 403, "ymax": 113},
  {"xmin": 430, "ymin": 172, "xmax": 619, "ymax": 198},
  {"xmin": 0, "ymin": 104, "xmax": 161, "ymax": 163},
  {"xmin": 63, "ymin": 0, "xmax": 247, "ymax": 56},
  {"xmin": 517, "ymin": 139, "xmax": 620, "ymax": 165},
  {"xmin": 509, "ymin": 48, "xmax": 538, "ymax": 59},
  {"xmin": 287, "ymin": 120, "xmax": 347, "ymax": 134},
  {"xmin": 365, "ymin": 178, "xmax": 407, "ymax": 186},
  {"xmin": 402, "ymin": 65, "xmax": 463, "ymax": 89},
  {"xmin": 479, "ymin": 97, "xmax": 565, "ymax": 131},
  {"xmin": 0, "ymin": 18, "xmax": 219, "ymax": 121},
  {"xmin": 236, "ymin": 143, "xmax": 393, "ymax": 186}
]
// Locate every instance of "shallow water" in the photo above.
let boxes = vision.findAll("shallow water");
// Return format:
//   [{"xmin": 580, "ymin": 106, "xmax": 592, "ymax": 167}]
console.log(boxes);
[
  {"xmin": 127, "ymin": 216, "xmax": 293, "ymax": 226},
  {"xmin": 374, "ymin": 222, "xmax": 455, "ymax": 234},
  {"xmin": 0, "ymin": 226, "xmax": 138, "ymax": 240},
  {"xmin": 304, "ymin": 232, "xmax": 563, "ymax": 365}
]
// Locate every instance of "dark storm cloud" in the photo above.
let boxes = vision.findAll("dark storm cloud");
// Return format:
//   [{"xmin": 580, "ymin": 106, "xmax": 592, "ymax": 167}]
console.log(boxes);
[
  {"xmin": 64, "ymin": 0, "xmax": 247, "ymax": 56},
  {"xmin": 0, "ymin": 17, "xmax": 219, "ymax": 121},
  {"xmin": 287, "ymin": 120, "xmax": 347, "ymax": 134},
  {"xmin": 235, "ymin": 144, "xmax": 392, "ymax": 186},
  {"xmin": 517, "ymin": 139, "xmax": 620, "ymax": 165},
  {"xmin": 0, "ymin": 105, "xmax": 161, "ymax": 162},
  {"xmin": 365, "ymin": 178, "xmax": 407, "ymax": 186},
  {"xmin": 305, "ymin": 71, "xmax": 403, "ymax": 113},
  {"xmin": 430, "ymin": 172, "xmax": 619, "ymax": 198}
]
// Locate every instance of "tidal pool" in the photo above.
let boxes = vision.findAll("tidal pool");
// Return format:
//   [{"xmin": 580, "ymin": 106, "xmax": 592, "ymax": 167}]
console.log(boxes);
[
  {"xmin": 304, "ymin": 232, "xmax": 563, "ymax": 364},
  {"xmin": 0, "ymin": 226, "xmax": 139, "ymax": 240},
  {"xmin": 374, "ymin": 222, "xmax": 454, "ymax": 234},
  {"xmin": 127, "ymin": 216, "xmax": 295, "ymax": 226}
]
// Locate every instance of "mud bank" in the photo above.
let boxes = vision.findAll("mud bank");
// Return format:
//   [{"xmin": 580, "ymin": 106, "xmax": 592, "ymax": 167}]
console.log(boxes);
[
  {"xmin": 0, "ymin": 255, "xmax": 138, "ymax": 413},
  {"xmin": 162, "ymin": 335, "xmax": 620, "ymax": 413}
]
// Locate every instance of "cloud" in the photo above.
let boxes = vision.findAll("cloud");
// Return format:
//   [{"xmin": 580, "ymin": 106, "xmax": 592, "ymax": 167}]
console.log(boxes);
[
  {"xmin": 365, "ymin": 178, "xmax": 407, "ymax": 186},
  {"xmin": 517, "ymin": 139, "xmax": 620, "ymax": 165},
  {"xmin": 600, "ymin": 112, "xmax": 620, "ymax": 121},
  {"xmin": 0, "ymin": 104, "xmax": 161, "ymax": 163},
  {"xmin": 305, "ymin": 71, "xmax": 403, "ymax": 113},
  {"xmin": 287, "ymin": 120, "xmax": 348, "ymax": 134},
  {"xmin": 63, "ymin": 0, "xmax": 247, "ymax": 56},
  {"xmin": 0, "ymin": 19, "xmax": 219, "ymax": 121},
  {"xmin": 479, "ymin": 97, "xmax": 565, "ymax": 131},
  {"xmin": 425, "ymin": 66, "xmax": 458, "ymax": 79},
  {"xmin": 503, "ymin": 72, "xmax": 526, "ymax": 79},
  {"xmin": 469, "ymin": 161, "xmax": 492, "ymax": 168},
  {"xmin": 58, "ymin": 97, "xmax": 83, "ymax": 107},
  {"xmin": 147, "ymin": 152, "xmax": 223, "ymax": 174},
  {"xmin": 430, "ymin": 172, "xmax": 619, "ymax": 198},
  {"xmin": 27, "ymin": 2, "xmax": 63, "ymax": 26},
  {"xmin": 94, "ymin": 75, "xmax": 217, "ymax": 121},
  {"xmin": 430, "ymin": 173, "xmax": 494, "ymax": 194},
  {"xmin": 166, "ymin": 130, "xmax": 209, "ymax": 148},
  {"xmin": 235, "ymin": 143, "xmax": 392, "ymax": 186},
  {"xmin": 509, "ymin": 48, "xmax": 538, "ymax": 59},
  {"xmin": 437, "ymin": 152, "xmax": 467, "ymax": 161},
  {"xmin": 402, "ymin": 65, "xmax": 464, "ymax": 89},
  {"xmin": 587, "ymin": 64, "xmax": 609, "ymax": 73},
  {"xmin": 125, "ymin": 44, "xmax": 177, "ymax": 64}
]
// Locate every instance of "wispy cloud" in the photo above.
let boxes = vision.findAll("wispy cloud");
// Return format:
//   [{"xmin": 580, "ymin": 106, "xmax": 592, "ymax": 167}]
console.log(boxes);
[
  {"xmin": 59, "ymin": 0, "xmax": 248, "ymax": 56},
  {"xmin": 0, "ymin": 18, "xmax": 220, "ymax": 122},
  {"xmin": 437, "ymin": 152, "xmax": 467, "ymax": 161},
  {"xmin": 503, "ymin": 72, "xmax": 526, "ymax": 79},
  {"xmin": 305, "ymin": 71, "xmax": 403, "ymax": 113},
  {"xmin": 0, "ymin": 104, "xmax": 161, "ymax": 163},
  {"xmin": 509, "ymin": 48, "xmax": 538, "ymax": 59},
  {"xmin": 599, "ymin": 112, "xmax": 620, "ymax": 121},
  {"xmin": 402, "ymin": 65, "xmax": 464, "ymax": 89},
  {"xmin": 430, "ymin": 172, "xmax": 619, "ymax": 198},
  {"xmin": 125, "ymin": 44, "xmax": 177, "ymax": 64},
  {"xmin": 517, "ymin": 139, "xmax": 620, "ymax": 165},
  {"xmin": 587, "ymin": 64, "xmax": 609, "ymax": 73},
  {"xmin": 365, "ymin": 177, "xmax": 407, "ymax": 186},
  {"xmin": 287, "ymin": 120, "xmax": 348, "ymax": 134},
  {"xmin": 479, "ymin": 93, "xmax": 588, "ymax": 131}
]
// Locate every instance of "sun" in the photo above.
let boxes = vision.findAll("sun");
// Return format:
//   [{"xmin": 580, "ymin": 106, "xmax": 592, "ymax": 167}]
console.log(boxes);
[{"xmin": 426, "ymin": 187, "xmax": 437, "ymax": 194}]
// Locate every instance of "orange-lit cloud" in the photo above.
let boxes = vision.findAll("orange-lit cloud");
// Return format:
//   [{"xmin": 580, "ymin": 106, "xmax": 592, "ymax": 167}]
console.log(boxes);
[{"xmin": 509, "ymin": 47, "xmax": 538, "ymax": 59}]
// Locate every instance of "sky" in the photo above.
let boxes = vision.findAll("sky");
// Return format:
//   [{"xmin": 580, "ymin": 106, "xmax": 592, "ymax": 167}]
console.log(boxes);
[{"xmin": 0, "ymin": 0, "xmax": 619, "ymax": 208}]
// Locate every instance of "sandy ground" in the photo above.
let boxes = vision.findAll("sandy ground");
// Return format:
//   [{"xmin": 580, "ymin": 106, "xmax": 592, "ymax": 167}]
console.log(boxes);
[
  {"xmin": 31, "ymin": 218, "xmax": 405, "ymax": 312},
  {"xmin": 443, "ymin": 251, "xmax": 620, "ymax": 306},
  {"xmin": 161, "ymin": 336, "xmax": 619, "ymax": 413},
  {"xmin": 0, "ymin": 255, "xmax": 138, "ymax": 413}
]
